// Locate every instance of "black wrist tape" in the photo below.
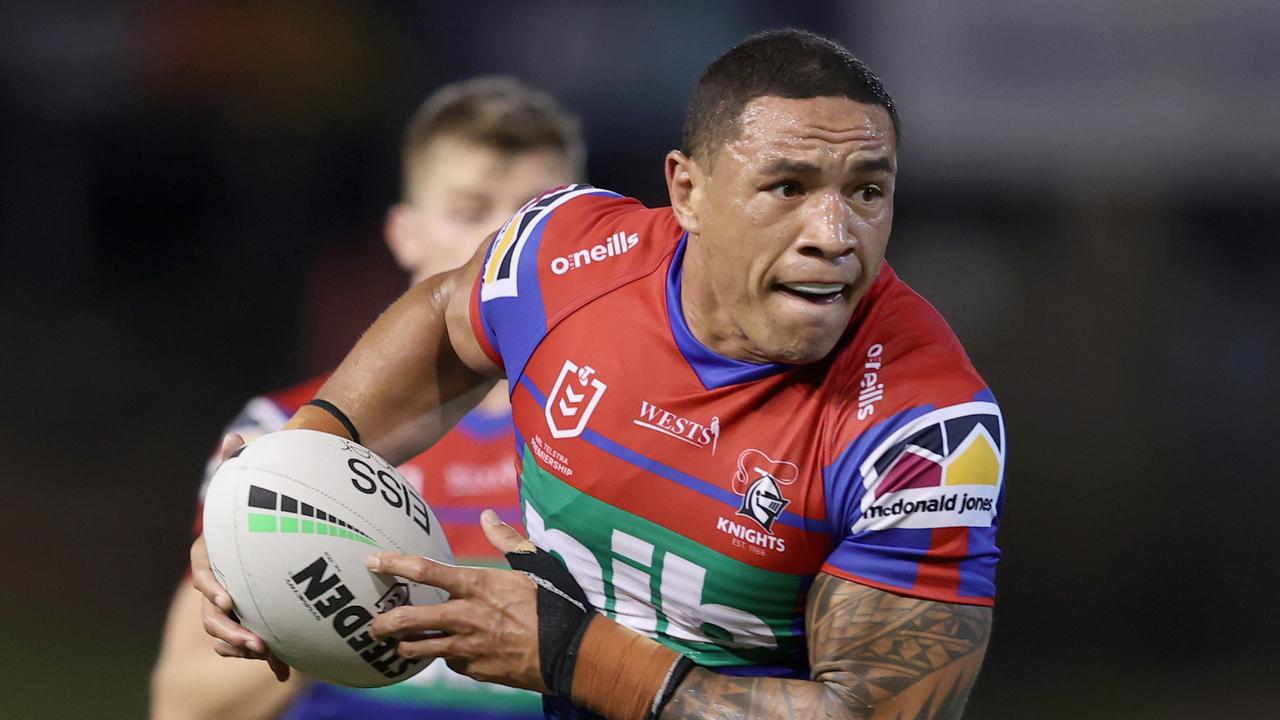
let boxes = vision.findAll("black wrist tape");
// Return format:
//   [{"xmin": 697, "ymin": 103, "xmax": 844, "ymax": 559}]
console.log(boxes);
[{"xmin": 506, "ymin": 546, "xmax": 593, "ymax": 697}]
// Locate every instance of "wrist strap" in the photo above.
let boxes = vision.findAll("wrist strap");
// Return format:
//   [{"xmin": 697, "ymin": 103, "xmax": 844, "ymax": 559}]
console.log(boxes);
[{"xmin": 302, "ymin": 399, "xmax": 361, "ymax": 444}]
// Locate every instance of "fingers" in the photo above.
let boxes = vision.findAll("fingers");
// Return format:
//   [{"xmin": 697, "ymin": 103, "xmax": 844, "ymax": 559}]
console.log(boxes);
[
  {"xmin": 397, "ymin": 633, "xmax": 458, "ymax": 661},
  {"xmin": 371, "ymin": 602, "xmax": 466, "ymax": 640},
  {"xmin": 201, "ymin": 595, "xmax": 268, "ymax": 656},
  {"xmin": 481, "ymin": 509, "xmax": 536, "ymax": 555},
  {"xmin": 189, "ymin": 536, "xmax": 233, "ymax": 613},
  {"xmin": 366, "ymin": 551, "xmax": 470, "ymax": 595}
]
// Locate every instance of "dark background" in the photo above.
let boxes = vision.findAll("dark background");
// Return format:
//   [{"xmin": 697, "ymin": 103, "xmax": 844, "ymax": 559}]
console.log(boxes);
[{"xmin": 2, "ymin": 1, "xmax": 1277, "ymax": 717}]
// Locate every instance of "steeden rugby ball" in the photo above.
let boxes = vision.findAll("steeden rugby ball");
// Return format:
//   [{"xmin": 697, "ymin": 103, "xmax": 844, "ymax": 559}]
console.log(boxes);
[{"xmin": 203, "ymin": 429, "xmax": 453, "ymax": 687}]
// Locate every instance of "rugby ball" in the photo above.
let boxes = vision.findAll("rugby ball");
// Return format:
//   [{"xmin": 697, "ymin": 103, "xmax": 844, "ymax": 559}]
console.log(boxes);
[{"xmin": 203, "ymin": 429, "xmax": 453, "ymax": 687}]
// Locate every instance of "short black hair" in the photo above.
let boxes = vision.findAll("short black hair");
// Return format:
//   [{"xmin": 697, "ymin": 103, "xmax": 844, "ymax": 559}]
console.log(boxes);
[{"xmin": 681, "ymin": 29, "xmax": 899, "ymax": 164}]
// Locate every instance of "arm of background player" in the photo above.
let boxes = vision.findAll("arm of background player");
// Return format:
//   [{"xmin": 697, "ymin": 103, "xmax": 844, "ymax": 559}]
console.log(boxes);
[
  {"xmin": 660, "ymin": 572, "xmax": 991, "ymax": 720},
  {"xmin": 293, "ymin": 238, "xmax": 500, "ymax": 464},
  {"xmin": 150, "ymin": 579, "xmax": 302, "ymax": 720}
]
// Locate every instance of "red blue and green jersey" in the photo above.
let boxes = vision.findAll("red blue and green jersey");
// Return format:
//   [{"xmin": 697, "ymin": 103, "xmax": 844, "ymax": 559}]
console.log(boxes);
[
  {"xmin": 470, "ymin": 185, "xmax": 1005, "ymax": 691},
  {"xmin": 195, "ymin": 376, "xmax": 542, "ymax": 720}
]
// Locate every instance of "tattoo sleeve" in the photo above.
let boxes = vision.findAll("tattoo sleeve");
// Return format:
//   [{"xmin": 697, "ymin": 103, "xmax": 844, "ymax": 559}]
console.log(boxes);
[{"xmin": 659, "ymin": 573, "xmax": 992, "ymax": 720}]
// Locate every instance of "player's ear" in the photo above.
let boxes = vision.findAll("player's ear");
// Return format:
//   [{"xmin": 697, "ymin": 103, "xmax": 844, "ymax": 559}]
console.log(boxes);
[
  {"xmin": 384, "ymin": 203, "xmax": 418, "ymax": 272},
  {"xmin": 665, "ymin": 150, "xmax": 703, "ymax": 234}
]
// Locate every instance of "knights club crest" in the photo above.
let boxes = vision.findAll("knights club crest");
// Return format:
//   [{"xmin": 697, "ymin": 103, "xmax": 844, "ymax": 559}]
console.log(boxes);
[
  {"xmin": 545, "ymin": 359, "xmax": 608, "ymax": 439},
  {"xmin": 731, "ymin": 449, "xmax": 799, "ymax": 533}
]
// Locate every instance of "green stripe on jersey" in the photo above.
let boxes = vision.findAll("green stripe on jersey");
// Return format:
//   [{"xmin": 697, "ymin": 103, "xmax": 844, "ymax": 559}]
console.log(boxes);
[{"xmin": 519, "ymin": 446, "xmax": 807, "ymax": 671}]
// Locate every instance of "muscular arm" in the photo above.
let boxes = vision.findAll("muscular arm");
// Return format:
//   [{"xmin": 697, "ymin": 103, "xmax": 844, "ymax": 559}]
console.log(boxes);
[
  {"xmin": 660, "ymin": 573, "xmax": 992, "ymax": 720},
  {"xmin": 304, "ymin": 240, "xmax": 499, "ymax": 464}
]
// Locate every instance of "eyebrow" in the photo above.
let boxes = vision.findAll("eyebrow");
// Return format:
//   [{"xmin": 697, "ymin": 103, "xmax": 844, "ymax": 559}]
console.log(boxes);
[
  {"xmin": 852, "ymin": 156, "xmax": 895, "ymax": 175},
  {"xmin": 759, "ymin": 158, "xmax": 822, "ymax": 177}
]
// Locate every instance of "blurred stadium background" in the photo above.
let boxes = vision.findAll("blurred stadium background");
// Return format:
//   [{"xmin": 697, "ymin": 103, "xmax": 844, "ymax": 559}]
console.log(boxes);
[{"xmin": 2, "ymin": 1, "xmax": 1277, "ymax": 717}]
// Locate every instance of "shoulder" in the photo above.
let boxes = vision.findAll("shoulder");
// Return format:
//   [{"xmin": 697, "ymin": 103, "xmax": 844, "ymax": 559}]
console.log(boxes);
[
  {"xmin": 474, "ymin": 184, "xmax": 684, "ymax": 378},
  {"xmin": 829, "ymin": 264, "xmax": 988, "ymax": 421},
  {"xmin": 822, "ymin": 265, "xmax": 1005, "ymax": 532},
  {"xmin": 479, "ymin": 184, "xmax": 682, "ymax": 305}
]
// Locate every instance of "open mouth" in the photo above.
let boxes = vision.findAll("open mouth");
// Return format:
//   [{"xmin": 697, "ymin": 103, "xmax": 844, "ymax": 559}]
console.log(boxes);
[{"xmin": 775, "ymin": 282, "xmax": 847, "ymax": 305}]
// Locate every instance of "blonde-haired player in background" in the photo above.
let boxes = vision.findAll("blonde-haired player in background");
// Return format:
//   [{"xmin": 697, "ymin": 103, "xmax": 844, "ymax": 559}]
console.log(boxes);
[{"xmin": 150, "ymin": 76, "xmax": 585, "ymax": 720}]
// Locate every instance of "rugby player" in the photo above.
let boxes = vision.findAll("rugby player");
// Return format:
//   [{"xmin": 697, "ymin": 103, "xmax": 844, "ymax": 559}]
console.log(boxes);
[
  {"xmin": 151, "ymin": 77, "xmax": 584, "ymax": 720},
  {"xmin": 194, "ymin": 30, "xmax": 1005, "ymax": 719}
]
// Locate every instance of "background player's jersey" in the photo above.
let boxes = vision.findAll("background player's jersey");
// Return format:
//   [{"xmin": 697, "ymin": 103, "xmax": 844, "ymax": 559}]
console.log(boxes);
[
  {"xmin": 472, "ymin": 186, "xmax": 1005, "ymax": 686},
  {"xmin": 195, "ymin": 376, "xmax": 542, "ymax": 720}
]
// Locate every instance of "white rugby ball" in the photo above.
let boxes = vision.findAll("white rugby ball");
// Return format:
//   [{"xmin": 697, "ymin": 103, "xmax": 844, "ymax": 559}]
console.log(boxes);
[{"xmin": 202, "ymin": 429, "xmax": 453, "ymax": 687}]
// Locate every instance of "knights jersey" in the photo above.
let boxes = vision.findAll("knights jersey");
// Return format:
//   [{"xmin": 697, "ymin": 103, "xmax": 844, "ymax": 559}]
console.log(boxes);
[
  {"xmin": 195, "ymin": 376, "xmax": 542, "ymax": 720},
  {"xmin": 471, "ymin": 185, "xmax": 1005, "ymax": 686}
]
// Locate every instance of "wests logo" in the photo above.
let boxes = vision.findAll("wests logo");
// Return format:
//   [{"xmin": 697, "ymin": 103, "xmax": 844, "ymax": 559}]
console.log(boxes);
[
  {"xmin": 731, "ymin": 449, "xmax": 798, "ymax": 533},
  {"xmin": 545, "ymin": 360, "xmax": 608, "ymax": 439},
  {"xmin": 633, "ymin": 400, "xmax": 719, "ymax": 454}
]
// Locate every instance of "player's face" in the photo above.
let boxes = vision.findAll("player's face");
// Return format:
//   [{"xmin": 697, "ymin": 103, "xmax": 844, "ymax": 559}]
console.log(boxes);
[
  {"xmin": 681, "ymin": 96, "xmax": 896, "ymax": 364},
  {"xmin": 390, "ymin": 137, "xmax": 575, "ymax": 284}
]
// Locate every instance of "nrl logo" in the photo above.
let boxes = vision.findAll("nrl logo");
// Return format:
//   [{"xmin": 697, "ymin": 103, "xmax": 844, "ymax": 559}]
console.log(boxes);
[
  {"xmin": 545, "ymin": 360, "xmax": 608, "ymax": 439},
  {"xmin": 731, "ymin": 449, "xmax": 799, "ymax": 533}
]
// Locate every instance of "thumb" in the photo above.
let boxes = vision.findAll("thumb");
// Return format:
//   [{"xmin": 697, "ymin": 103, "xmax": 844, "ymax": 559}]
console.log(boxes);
[
  {"xmin": 219, "ymin": 432, "xmax": 246, "ymax": 462},
  {"xmin": 481, "ymin": 509, "xmax": 536, "ymax": 555}
]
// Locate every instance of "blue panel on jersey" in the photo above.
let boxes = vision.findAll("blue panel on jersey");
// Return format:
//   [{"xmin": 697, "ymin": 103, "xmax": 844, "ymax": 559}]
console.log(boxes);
[
  {"xmin": 480, "ymin": 220, "xmax": 552, "ymax": 384},
  {"xmin": 665, "ymin": 236, "xmax": 793, "ymax": 390},
  {"xmin": 518, "ymin": 375, "xmax": 830, "ymax": 534},
  {"xmin": 822, "ymin": 405, "xmax": 938, "ymax": 538},
  {"xmin": 825, "ymin": 528, "xmax": 934, "ymax": 589},
  {"xmin": 458, "ymin": 407, "xmax": 513, "ymax": 442},
  {"xmin": 958, "ymin": 521, "xmax": 1001, "ymax": 598}
]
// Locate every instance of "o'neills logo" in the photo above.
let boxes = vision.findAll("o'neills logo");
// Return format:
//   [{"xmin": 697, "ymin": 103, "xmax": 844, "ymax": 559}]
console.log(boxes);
[
  {"xmin": 856, "ymin": 343, "xmax": 886, "ymax": 420},
  {"xmin": 287, "ymin": 554, "xmax": 422, "ymax": 680},
  {"xmin": 549, "ymin": 231, "xmax": 639, "ymax": 275},
  {"xmin": 730, "ymin": 449, "xmax": 798, "ymax": 534}
]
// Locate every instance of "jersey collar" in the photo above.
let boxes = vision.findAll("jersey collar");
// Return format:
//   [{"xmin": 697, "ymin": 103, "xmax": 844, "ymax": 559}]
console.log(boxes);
[{"xmin": 666, "ymin": 234, "xmax": 794, "ymax": 390}]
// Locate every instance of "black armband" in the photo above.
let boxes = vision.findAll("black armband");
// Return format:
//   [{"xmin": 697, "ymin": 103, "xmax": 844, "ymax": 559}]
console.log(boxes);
[{"xmin": 305, "ymin": 399, "xmax": 361, "ymax": 444}]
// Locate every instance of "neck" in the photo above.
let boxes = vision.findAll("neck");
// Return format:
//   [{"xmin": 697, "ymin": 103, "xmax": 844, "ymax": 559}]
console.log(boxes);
[{"xmin": 678, "ymin": 236, "xmax": 765, "ymax": 363}]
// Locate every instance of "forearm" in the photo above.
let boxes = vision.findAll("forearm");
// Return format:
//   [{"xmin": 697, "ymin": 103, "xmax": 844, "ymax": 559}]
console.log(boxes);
[
  {"xmin": 661, "ymin": 669, "xmax": 864, "ymax": 720},
  {"xmin": 657, "ymin": 575, "xmax": 993, "ymax": 720},
  {"xmin": 662, "ymin": 641, "xmax": 988, "ymax": 720},
  {"xmin": 290, "ymin": 266, "xmax": 492, "ymax": 464}
]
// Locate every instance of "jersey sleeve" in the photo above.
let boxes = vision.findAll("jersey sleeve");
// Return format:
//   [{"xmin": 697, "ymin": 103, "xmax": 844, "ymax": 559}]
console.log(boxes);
[
  {"xmin": 469, "ymin": 183, "xmax": 635, "ymax": 381},
  {"xmin": 822, "ymin": 388, "xmax": 1005, "ymax": 607}
]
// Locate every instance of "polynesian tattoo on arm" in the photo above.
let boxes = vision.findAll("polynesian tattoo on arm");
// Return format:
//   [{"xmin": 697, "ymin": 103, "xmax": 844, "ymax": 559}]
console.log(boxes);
[{"xmin": 659, "ymin": 572, "xmax": 992, "ymax": 720}]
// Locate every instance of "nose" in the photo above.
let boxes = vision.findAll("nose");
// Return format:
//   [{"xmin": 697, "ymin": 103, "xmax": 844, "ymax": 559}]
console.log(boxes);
[{"xmin": 796, "ymin": 192, "xmax": 855, "ymax": 261}]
